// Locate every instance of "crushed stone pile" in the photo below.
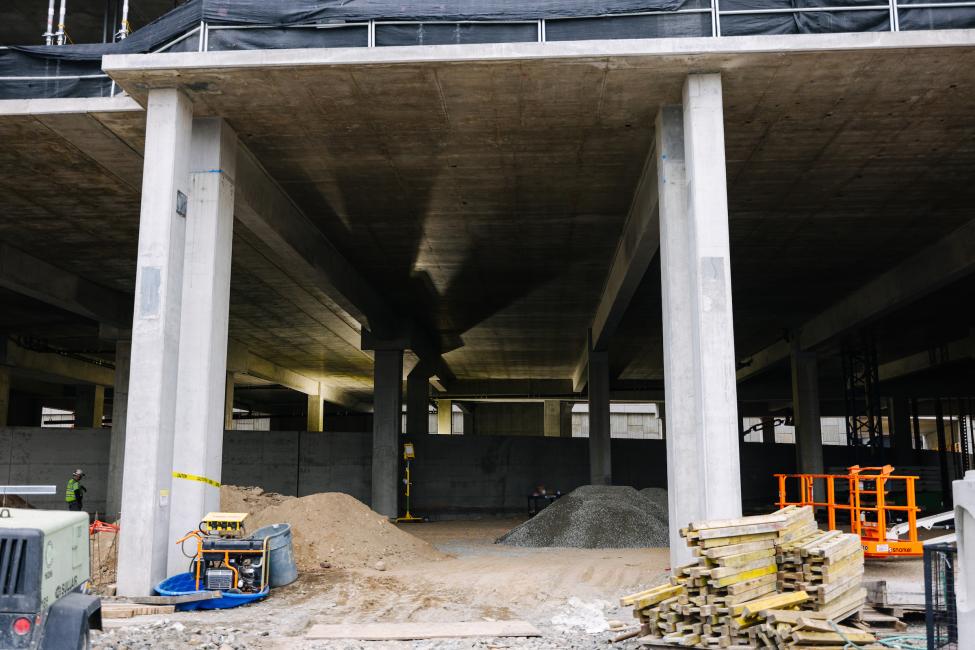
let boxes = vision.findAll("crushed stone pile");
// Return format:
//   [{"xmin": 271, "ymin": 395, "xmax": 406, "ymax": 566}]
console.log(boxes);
[
  {"xmin": 221, "ymin": 485, "xmax": 446, "ymax": 570},
  {"xmin": 497, "ymin": 485, "xmax": 669, "ymax": 549},
  {"xmin": 640, "ymin": 487, "xmax": 669, "ymax": 517}
]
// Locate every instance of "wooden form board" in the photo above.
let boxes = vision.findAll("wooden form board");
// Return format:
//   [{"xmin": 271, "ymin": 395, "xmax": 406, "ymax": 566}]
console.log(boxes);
[{"xmin": 305, "ymin": 621, "xmax": 541, "ymax": 641}]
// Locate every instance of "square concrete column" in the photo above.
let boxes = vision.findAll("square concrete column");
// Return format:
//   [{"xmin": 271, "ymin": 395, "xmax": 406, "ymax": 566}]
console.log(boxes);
[
  {"xmin": 307, "ymin": 384, "xmax": 324, "ymax": 432},
  {"xmin": 405, "ymin": 363, "xmax": 431, "ymax": 435},
  {"xmin": 223, "ymin": 372, "xmax": 235, "ymax": 430},
  {"xmin": 543, "ymin": 400, "xmax": 561, "ymax": 437},
  {"xmin": 658, "ymin": 74, "xmax": 743, "ymax": 566},
  {"xmin": 560, "ymin": 402, "xmax": 573, "ymax": 437},
  {"xmin": 890, "ymin": 396, "xmax": 914, "ymax": 464},
  {"xmin": 372, "ymin": 349, "xmax": 403, "ymax": 518},
  {"xmin": 437, "ymin": 399, "xmax": 452, "ymax": 435},
  {"xmin": 791, "ymin": 342, "xmax": 824, "ymax": 479},
  {"xmin": 762, "ymin": 416, "xmax": 776, "ymax": 445},
  {"xmin": 459, "ymin": 402, "xmax": 475, "ymax": 436},
  {"xmin": 106, "ymin": 339, "xmax": 131, "ymax": 521},
  {"xmin": 75, "ymin": 385, "xmax": 105, "ymax": 428},
  {"xmin": 588, "ymin": 338, "xmax": 611, "ymax": 485},
  {"xmin": 0, "ymin": 367, "xmax": 9, "ymax": 427},
  {"xmin": 167, "ymin": 118, "xmax": 237, "ymax": 576},
  {"xmin": 117, "ymin": 88, "xmax": 193, "ymax": 597}
]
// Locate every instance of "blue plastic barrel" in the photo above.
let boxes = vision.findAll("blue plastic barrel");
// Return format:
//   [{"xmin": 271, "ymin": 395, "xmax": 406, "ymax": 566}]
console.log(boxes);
[{"xmin": 250, "ymin": 523, "xmax": 298, "ymax": 587}]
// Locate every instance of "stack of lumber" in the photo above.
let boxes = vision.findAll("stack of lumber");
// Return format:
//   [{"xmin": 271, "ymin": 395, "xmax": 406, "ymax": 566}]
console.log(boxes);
[
  {"xmin": 622, "ymin": 506, "xmax": 873, "ymax": 648},
  {"xmin": 776, "ymin": 529, "xmax": 867, "ymax": 621}
]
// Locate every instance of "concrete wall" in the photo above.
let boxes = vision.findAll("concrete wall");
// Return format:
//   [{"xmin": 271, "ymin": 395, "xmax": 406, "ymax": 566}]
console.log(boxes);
[
  {"xmin": 0, "ymin": 427, "xmax": 110, "ymax": 513},
  {"xmin": 1, "ymin": 426, "xmax": 959, "ymax": 519},
  {"xmin": 471, "ymin": 403, "xmax": 544, "ymax": 437}
]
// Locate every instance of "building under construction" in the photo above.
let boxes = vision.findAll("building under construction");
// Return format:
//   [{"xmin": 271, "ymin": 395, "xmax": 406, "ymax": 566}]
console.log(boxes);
[{"xmin": 1, "ymin": 1, "xmax": 974, "ymax": 645}]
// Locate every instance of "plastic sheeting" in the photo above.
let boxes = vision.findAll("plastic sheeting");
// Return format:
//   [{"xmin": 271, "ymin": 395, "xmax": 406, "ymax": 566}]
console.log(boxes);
[{"xmin": 1, "ymin": 0, "xmax": 974, "ymax": 100}]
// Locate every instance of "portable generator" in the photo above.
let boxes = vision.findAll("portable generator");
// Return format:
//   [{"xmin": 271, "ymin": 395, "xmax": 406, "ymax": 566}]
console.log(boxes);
[
  {"xmin": 177, "ymin": 512, "xmax": 269, "ymax": 593},
  {"xmin": 0, "ymin": 507, "xmax": 102, "ymax": 649}
]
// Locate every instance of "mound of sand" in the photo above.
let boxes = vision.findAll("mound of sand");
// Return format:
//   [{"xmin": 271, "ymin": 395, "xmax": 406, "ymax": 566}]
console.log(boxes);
[
  {"xmin": 221, "ymin": 486, "xmax": 446, "ymax": 570},
  {"xmin": 497, "ymin": 485, "xmax": 669, "ymax": 549}
]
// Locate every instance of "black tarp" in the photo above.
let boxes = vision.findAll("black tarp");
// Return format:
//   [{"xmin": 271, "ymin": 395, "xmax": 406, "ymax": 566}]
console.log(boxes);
[{"xmin": 1, "ymin": 0, "xmax": 973, "ymax": 99}]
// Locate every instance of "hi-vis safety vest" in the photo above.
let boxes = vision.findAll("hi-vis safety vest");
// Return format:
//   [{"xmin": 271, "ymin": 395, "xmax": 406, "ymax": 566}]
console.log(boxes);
[{"xmin": 66, "ymin": 478, "xmax": 80, "ymax": 502}]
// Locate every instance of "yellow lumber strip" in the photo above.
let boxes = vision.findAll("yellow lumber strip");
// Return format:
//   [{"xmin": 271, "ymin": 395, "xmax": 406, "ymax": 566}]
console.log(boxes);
[
  {"xmin": 620, "ymin": 583, "xmax": 680, "ymax": 607},
  {"xmin": 633, "ymin": 586, "xmax": 686, "ymax": 610},
  {"xmin": 710, "ymin": 563, "xmax": 778, "ymax": 588},
  {"xmin": 739, "ymin": 591, "xmax": 809, "ymax": 618}
]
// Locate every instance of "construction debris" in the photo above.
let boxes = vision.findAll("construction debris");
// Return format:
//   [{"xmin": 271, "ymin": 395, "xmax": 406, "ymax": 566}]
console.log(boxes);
[
  {"xmin": 497, "ymin": 485, "xmax": 669, "ymax": 548},
  {"xmin": 622, "ymin": 506, "xmax": 873, "ymax": 648}
]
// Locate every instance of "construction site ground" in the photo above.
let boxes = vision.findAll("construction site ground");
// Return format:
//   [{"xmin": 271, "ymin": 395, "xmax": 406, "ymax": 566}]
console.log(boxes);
[{"xmin": 91, "ymin": 518, "xmax": 927, "ymax": 650}]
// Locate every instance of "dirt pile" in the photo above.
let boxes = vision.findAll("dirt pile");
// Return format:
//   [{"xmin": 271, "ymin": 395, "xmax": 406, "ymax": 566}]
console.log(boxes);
[
  {"xmin": 221, "ymin": 486, "xmax": 446, "ymax": 570},
  {"xmin": 89, "ymin": 530, "xmax": 118, "ymax": 587},
  {"xmin": 0, "ymin": 495, "xmax": 34, "ymax": 509},
  {"xmin": 497, "ymin": 485, "xmax": 669, "ymax": 549}
]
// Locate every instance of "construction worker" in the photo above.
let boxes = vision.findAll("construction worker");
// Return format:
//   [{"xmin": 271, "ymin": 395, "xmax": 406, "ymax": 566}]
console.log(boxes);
[{"xmin": 65, "ymin": 469, "xmax": 86, "ymax": 511}]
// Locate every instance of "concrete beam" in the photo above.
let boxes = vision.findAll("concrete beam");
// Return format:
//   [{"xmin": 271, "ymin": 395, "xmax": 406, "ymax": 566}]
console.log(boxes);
[
  {"xmin": 740, "ymin": 216, "xmax": 975, "ymax": 381},
  {"xmin": 879, "ymin": 333, "xmax": 975, "ymax": 382},
  {"xmin": 0, "ymin": 241, "xmax": 132, "ymax": 327},
  {"xmin": 0, "ymin": 338, "xmax": 114, "ymax": 387},
  {"xmin": 225, "ymin": 340, "xmax": 360, "ymax": 410},
  {"xmin": 437, "ymin": 378, "xmax": 574, "ymax": 399},
  {"xmin": 575, "ymin": 142, "xmax": 660, "ymax": 391},
  {"xmin": 234, "ymin": 146, "xmax": 393, "ymax": 335}
]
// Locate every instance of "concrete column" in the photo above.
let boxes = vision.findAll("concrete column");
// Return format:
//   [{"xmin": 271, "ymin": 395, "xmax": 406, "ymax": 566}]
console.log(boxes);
[
  {"xmin": 560, "ymin": 402, "xmax": 573, "ymax": 437},
  {"xmin": 791, "ymin": 343, "xmax": 824, "ymax": 484},
  {"xmin": 953, "ymin": 470, "xmax": 975, "ymax": 649},
  {"xmin": 117, "ymin": 88, "xmax": 193, "ymax": 597},
  {"xmin": 658, "ymin": 74, "xmax": 743, "ymax": 566},
  {"xmin": 74, "ymin": 385, "xmax": 105, "ymax": 428},
  {"xmin": 307, "ymin": 384, "xmax": 323, "ymax": 432},
  {"xmin": 890, "ymin": 396, "xmax": 914, "ymax": 465},
  {"xmin": 762, "ymin": 416, "xmax": 776, "ymax": 445},
  {"xmin": 372, "ymin": 349, "xmax": 403, "ymax": 518},
  {"xmin": 437, "ymin": 399, "xmax": 452, "ymax": 435},
  {"xmin": 543, "ymin": 400, "xmax": 561, "ymax": 437},
  {"xmin": 223, "ymin": 372, "xmax": 235, "ymax": 430},
  {"xmin": 459, "ymin": 402, "xmax": 475, "ymax": 436},
  {"xmin": 588, "ymin": 341, "xmax": 611, "ymax": 485},
  {"xmin": 167, "ymin": 117, "xmax": 237, "ymax": 576},
  {"xmin": 106, "ymin": 339, "xmax": 131, "ymax": 521},
  {"xmin": 0, "ymin": 367, "xmax": 9, "ymax": 427},
  {"xmin": 405, "ymin": 364, "xmax": 431, "ymax": 435}
]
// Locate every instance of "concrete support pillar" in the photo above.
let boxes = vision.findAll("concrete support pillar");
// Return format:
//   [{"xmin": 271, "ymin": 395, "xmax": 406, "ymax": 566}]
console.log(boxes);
[
  {"xmin": 437, "ymin": 399, "xmax": 452, "ymax": 435},
  {"xmin": 167, "ymin": 117, "xmax": 237, "ymax": 576},
  {"xmin": 223, "ymin": 372, "xmax": 235, "ymax": 430},
  {"xmin": 0, "ymin": 367, "xmax": 9, "ymax": 427},
  {"xmin": 762, "ymin": 416, "xmax": 776, "ymax": 445},
  {"xmin": 372, "ymin": 349, "xmax": 403, "ymax": 518},
  {"xmin": 588, "ymin": 339, "xmax": 611, "ymax": 485},
  {"xmin": 306, "ymin": 384, "xmax": 323, "ymax": 432},
  {"xmin": 560, "ymin": 402, "xmax": 573, "ymax": 437},
  {"xmin": 890, "ymin": 396, "xmax": 914, "ymax": 465},
  {"xmin": 459, "ymin": 402, "xmax": 475, "ymax": 436},
  {"xmin": 75, "ymin": 385, "xmax": 105, "ymax": 428},
  {"xmin": 543, "ymin": 400, "xmax": 561, "ymax": 437},
  {"xmin": 107, "ymin": 339, "xmax": 131, "ymax": 522},
  {"xmin": 117, "ymin": 88, "xmax": 193, "ymax": 597},
  {"xmin": 953, "ymin": 471, "xmax": 975, "ymax": 649},
  {"xmin": 405, "ymin": 364, "xmax": 431, "ymax": 435},
  {"xmin": 791, "ymin": 343, "xmax": 824, "ymax": 485},
  {"xmin": 658, "ymin": 74, "xmax": 742, "ymax": 566}
]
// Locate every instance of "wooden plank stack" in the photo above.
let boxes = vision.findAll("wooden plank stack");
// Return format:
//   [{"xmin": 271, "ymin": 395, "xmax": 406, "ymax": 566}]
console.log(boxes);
[
  {"xmin": 775, "ymin": 528, "xmax": 867, "ymax": 621},
  {"xmin": 622, "ymin": 506, "xmax": 874, "ymax": 648}
]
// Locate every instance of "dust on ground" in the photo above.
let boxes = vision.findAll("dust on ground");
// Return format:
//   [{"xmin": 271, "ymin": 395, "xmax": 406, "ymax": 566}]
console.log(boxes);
[{"xmin": 93, "ymin": 517, "xmax": 671, "ymax": 649}]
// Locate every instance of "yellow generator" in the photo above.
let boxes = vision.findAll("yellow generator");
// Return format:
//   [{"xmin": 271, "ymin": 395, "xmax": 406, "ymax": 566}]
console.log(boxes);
[{"xmin": 177, "ymin": 513, "xmax": 269, "ymax": 593}]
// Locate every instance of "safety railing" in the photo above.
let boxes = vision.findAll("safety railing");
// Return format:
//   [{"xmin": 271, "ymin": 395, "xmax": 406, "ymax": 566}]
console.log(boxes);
[
  {"xmin": 142, "ymin": 0, "xmax": 975, "ymax": 56},
  {"xmin": 775, "ymin": 464, "xmax": 923, "ymax": 558}
]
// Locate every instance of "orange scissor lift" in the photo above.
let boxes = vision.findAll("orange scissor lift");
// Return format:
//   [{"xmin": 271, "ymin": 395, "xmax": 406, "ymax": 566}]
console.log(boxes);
[{"xmin": 774, "ymin": 465, "xmax": 922, "ymax": 558}]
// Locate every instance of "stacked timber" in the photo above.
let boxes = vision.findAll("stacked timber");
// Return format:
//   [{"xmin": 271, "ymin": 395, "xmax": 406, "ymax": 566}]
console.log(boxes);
[
  {"xmin": 622, "ymin": 506, "xmax": 873, "ymax": 648},
  {"xmin": 776, "ymin": 529, "xmax": 866, "ymax": 620}
]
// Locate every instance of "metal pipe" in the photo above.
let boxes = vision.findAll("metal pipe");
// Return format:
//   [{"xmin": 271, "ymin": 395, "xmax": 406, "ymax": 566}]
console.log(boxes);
[
  {"xmin": 56, "ymin": 0, "xmax": 67, "ymax": 45},
  {"xmin": 44, "ymin": 0, "xmax": 56, "ymax": 45},
  {"xmin": 119, "ymin": 0, "xmax": 130, "ymax": 40}
]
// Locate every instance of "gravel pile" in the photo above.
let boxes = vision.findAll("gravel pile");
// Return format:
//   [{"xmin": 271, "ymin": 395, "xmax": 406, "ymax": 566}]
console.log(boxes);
[
  {"xmin": 497, "ymin": 485, "xmax": 669, "ymax": 549},
  {"xmin": 640, "ymin": 487, "xmax": 669, "ymax": 517}
]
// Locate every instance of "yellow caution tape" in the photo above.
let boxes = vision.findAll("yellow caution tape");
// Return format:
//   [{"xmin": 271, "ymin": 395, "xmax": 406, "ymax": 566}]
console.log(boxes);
[{"xmin": 171, "ymin": 471, "xmax": 221, "ymax": 488}]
